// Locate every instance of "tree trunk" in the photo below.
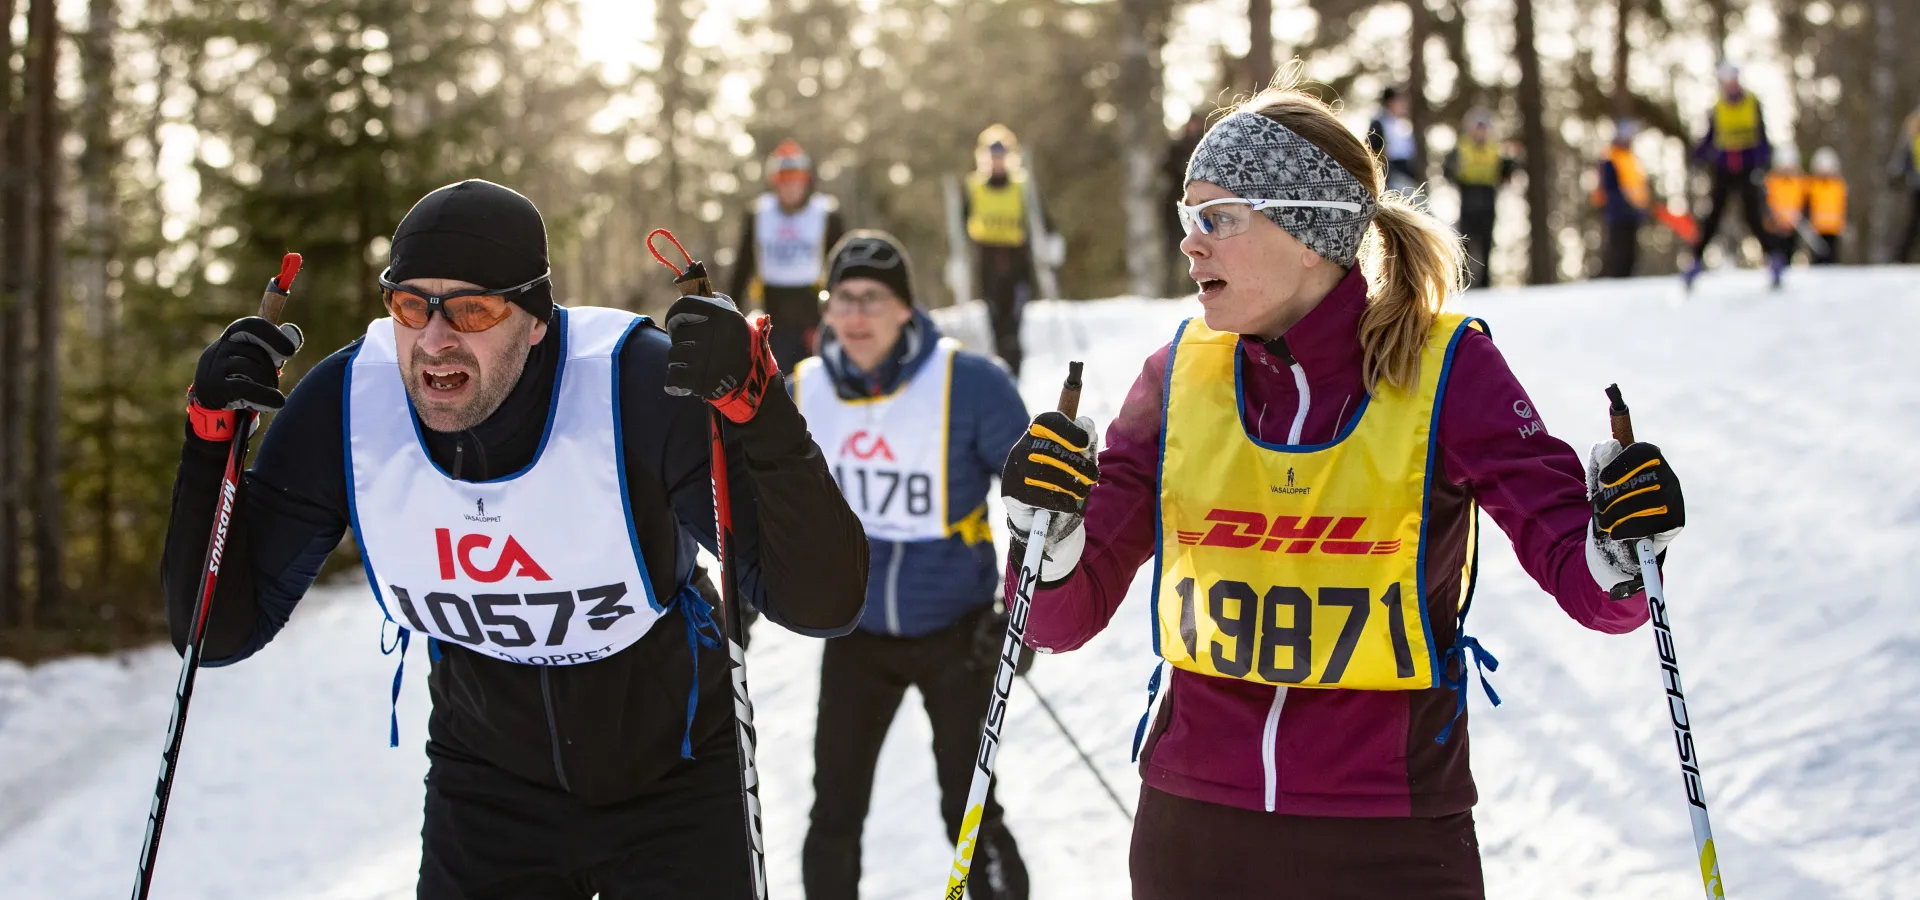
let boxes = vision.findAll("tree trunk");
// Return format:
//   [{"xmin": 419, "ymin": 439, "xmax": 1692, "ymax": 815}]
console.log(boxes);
[
  {"xmin": 0, "ymin": 0, "xmax": 17, "ymax": 627},
  {"xmin": 1613, "ymin": 0, "xmax": 1633, "ymax": 121},
  {"xmin": 81, "ymin": 0, "xmax": 118, "ymax": 581},
  {"xmin": 1408, "ymin": 0, "xmax": 1431, "ymax": 180},
  {"xmin": 1514, "ymin": 0, "xmax": 1556, "ymax": 283},
  {"xmin": 1247, "ymin": 0, "xmax": 1274, "ymax": 91},
  {"xmin": 1707, "ymin": 0, "xmax": 1729, "ymax": 60},
  {"xmin": 1870, "ymin": 0, "xmax": 1898, "ymax": 262},
  {"xmin": 1117, "ymin": 0, "xmax": 1167, "ymax": 297},
  {"xmin": 27, "ymin": 0, "xmax": 61, "ymax": 618}
]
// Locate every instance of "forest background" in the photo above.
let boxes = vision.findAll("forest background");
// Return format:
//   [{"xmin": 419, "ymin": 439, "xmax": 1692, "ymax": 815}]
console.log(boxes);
[{"xmin": 0, "ymin": 0, "xmax": 1909, "ymax": 655}]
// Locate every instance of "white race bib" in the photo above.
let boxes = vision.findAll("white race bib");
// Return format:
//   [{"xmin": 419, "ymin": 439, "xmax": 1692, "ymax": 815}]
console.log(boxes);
[
  {"xmin": 754, "ymin": 193, "xmax": 833, "ymax": 288},
  {"xmin": 346, "ymin": 307, "xmax": 667, "ymax": 665},
  {"xmin": 794, "ymin": 341, "xmax": 956, "ymax": 542}
]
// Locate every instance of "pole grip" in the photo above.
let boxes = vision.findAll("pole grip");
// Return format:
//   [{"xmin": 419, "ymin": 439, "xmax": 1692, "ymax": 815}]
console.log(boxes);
[
  {"xmin": 1605, "ymin": 383, "xmax": 1635, "ymax": 445},
  {"xmin": 1057, "ymin": 361, "xmax": 1084, "ymax": 418},
  {"xmin": 259, "ymin": 252, "xmax": 302, "ymax": 324}
]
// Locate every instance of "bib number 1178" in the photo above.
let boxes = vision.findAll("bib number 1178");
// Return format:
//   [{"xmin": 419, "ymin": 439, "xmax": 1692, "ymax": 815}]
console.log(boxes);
[{"xmin": 1172, "ymin": 576, "xmax": 1416, "ymax": 684}]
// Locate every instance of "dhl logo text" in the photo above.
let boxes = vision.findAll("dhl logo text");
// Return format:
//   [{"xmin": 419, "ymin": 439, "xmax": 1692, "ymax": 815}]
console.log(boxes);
[{"xmin": 1175, "ymin": 509, "xmax": 1402, "ymax": 555}]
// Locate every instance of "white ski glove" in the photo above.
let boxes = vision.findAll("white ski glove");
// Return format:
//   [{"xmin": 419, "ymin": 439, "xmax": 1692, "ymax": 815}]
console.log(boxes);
[
  {"xmin": 945, "ymin": 255, "xmax": 971, "ymax": 299},
  {"xmin": 1038, "ymin": 232, "xmax": 1067, "ymax": 268},
  {"xmin": 1002, "ymin": 412, "xmax": 1099, "ymax": 585},
  {"xmin": 1585, "ymin": 439, "xmax": 1686, "ymax": 596}
]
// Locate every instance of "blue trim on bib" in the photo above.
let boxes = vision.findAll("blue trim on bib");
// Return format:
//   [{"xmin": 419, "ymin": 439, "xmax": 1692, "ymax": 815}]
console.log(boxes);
[
  {"xmin": 1147, "ymin": 318, "xmax": 1194, "ymax": 660},
  {"xmin": 609, "ymin": 315, "xmax": 666, "ymax": 613},
  {"xmin": 1417, "ymin": 318, "xmax": 1484, "ymax": 688},
  {"xmin": 1130, "ymin": 661, "xmax": 1165, "ymax": 762},
  {"xmin": 380, "ymin": 619, "xmax": 409, "ymax": 748},
  {"xmin": 672, "ymin": 581, "xmax": 724, "ymax": 759},
  {"xmin": 408, "ymin": 306, "xmax": 572, "ymax": 484},
  {"xmin": 342, "ymin": 341, "xmax": 390, "ymax": 622},
  {"xmin": 1235, "ymin": 349, "xmax": 1373, "ymax": 453}
]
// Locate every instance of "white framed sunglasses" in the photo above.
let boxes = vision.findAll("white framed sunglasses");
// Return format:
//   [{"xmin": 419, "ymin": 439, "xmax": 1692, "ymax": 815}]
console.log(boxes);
[{"xmin": 1176, "ymin": 197, "xmax": 1364, "ymax": 240}]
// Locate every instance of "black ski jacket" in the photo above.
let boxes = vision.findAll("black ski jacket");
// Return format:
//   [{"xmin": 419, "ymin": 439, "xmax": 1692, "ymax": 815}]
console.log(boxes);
[{"xmin": 162, "ymin": 311, "xmax": 868, "ymax": 805}]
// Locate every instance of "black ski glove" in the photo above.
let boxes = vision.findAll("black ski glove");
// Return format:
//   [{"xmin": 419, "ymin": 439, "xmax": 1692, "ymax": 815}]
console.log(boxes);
[
  {"xmin": 1002, "ymin": 411, "xmax": 1100, "ymax": 586},
  {"xmin": 1586, "ymin": 440, "xmax": 1685, "ymax": 596},
  {"xmin": 662, "ymin": 293, "xmax": 779, "ymax": 424},
  {"xmin": 191, "ymin": 316, "xmax": 304, "ymax": 413}
]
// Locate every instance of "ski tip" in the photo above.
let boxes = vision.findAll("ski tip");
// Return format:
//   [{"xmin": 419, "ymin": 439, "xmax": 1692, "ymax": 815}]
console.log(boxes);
[{"xmin": 276, "ymin": 253, "xmax": 303, "ymax": 293}]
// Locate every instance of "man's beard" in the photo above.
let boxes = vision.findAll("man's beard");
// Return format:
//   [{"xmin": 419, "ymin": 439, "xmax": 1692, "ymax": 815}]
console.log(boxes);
[{"xmin": 405, "ymin": 319, "xmax": 535, "ymax": 433}]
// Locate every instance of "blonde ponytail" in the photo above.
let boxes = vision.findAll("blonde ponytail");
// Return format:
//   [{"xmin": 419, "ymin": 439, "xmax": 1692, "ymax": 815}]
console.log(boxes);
[{"xmin": 1358, "ymin": 193, "xmax": 1464, "ymax": 390}]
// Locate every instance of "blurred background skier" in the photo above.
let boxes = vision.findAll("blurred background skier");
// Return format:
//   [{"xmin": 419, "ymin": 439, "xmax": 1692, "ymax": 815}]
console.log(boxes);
[{"xmin": 729, "ymin": 138, "xmax": 847, "ymax": 373}]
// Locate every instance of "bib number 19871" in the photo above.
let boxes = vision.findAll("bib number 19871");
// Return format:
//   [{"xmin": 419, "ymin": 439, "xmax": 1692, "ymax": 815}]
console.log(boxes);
[{"xmin": 1172, "ymin": 576, "xmax": 1416, "ymax": 684}]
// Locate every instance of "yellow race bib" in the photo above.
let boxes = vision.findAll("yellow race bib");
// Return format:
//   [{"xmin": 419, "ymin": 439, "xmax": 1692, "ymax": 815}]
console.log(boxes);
[
  {"xmin": 967, "ymin": 175, "xmax": 1028, "ymax": 247},
  {"xmin": 1712, "ymin": 94, "xmax": 1760, "ymax": 152},
  {"xmin": 1152, "ymin": 314, "xmax": 1482, "ymax": 691},
  {"xmin": 1454, "ymin": 140, "xmax": 1504, "ymax": 187}
]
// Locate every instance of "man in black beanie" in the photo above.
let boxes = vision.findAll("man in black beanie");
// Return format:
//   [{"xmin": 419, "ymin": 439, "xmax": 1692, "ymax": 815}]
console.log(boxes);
[
  {"xmin": 792, "ymin": 230, "xmax": 1032, "ymax": 899},
  {"xmin": 163, "ymin": 178, "xmax": 869, "ymax": 897}
]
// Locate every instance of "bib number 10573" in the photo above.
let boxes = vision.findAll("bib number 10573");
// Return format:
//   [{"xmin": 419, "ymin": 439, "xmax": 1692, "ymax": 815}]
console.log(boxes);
[{"xmin": 1172, "ymin": 576, "xmax": 1418, "ymax": 685}]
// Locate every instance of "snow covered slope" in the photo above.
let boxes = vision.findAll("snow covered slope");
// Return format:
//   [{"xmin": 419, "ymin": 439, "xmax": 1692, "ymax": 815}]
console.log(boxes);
[{"xmin": 3, "ymin": 267, "xmax": 1917, "ymax": 898}]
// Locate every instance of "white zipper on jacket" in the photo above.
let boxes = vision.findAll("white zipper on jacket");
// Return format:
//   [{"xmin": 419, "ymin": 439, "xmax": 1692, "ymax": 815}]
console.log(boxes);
[
  {"xmin": 1286, "ymin": 362, "xmax": 1310, "ymax": 444},
  {"xmin": 884, "ymin": 539, "xmax": 905, "ymax": 634},
  {"xmin": 1260, "ymin": 336, "xmax": 1307, "ymax": 811},
  {"xmin": 1262, "ymin": 685, "xmax": 1287, "ymax": 811}
]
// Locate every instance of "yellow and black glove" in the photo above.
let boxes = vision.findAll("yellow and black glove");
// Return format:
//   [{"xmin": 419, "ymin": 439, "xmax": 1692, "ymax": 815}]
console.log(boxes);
[
  {"xmin": 1001, "ymin": 411, "xmax": 1099, "ymax": 587},
  {"xmin": 1587, "ymin": 440, "xmax": 1685, "ymax": 597}
]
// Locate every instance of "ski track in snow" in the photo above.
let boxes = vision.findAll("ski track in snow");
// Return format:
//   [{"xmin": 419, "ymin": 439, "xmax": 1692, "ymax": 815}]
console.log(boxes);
[{"xmin": 2, "ymin": 268, "xmax": 1917, "ymax": 898}]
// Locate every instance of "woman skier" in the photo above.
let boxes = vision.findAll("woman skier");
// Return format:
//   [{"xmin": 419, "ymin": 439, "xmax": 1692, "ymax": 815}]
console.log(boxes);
[{"xmin": 997, "ymin": 84, "xmax": 1687, "ymax": 897}]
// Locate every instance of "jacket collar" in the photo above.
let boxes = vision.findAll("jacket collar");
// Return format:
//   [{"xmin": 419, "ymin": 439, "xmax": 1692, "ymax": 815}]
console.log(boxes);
[
  {"xmin": 819, "ymin": 307, "xmax": 942, "ymax": 400},
  {"xmin": 1239, "ymin": 266, "xmax": 1369, "ymax": 379}
]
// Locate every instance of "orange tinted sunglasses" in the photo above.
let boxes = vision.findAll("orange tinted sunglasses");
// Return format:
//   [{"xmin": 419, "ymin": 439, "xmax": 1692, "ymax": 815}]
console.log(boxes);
[{"xmin": 378, "ymin": 268, "xmax": 550, "ymax": 333}]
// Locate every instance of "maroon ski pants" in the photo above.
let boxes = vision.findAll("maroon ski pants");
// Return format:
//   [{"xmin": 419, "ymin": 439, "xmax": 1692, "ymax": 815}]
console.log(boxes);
[{"xmin": 1129, "ymin": 787, "xmax": 1486, "ymax": 899}]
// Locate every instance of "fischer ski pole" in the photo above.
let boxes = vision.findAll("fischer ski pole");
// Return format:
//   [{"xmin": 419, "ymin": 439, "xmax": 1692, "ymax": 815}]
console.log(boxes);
[
  {"xmin": 133, "ymin": 253, "xmax": 302, "ymax": 900},
  {"xmin": 1020, "ymin": 672, "xmax": 1132, "ymax": 822},
  {"xmin": 1605, "ymin": 384, "xmax": 1727, "ymax": 900},
  {"xmin": 944, "ymin": 361, "xmax": 1083, "ymax": 900},
  {"xmin": 648, "ymin": 229, "xmax": 770, "ymax": 899}
]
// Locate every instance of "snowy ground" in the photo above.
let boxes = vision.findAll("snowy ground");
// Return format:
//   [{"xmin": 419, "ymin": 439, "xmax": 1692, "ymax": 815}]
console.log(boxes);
[{"xmin": 3, "ymin": 266, "xmax": 1918, "ymax": 898}]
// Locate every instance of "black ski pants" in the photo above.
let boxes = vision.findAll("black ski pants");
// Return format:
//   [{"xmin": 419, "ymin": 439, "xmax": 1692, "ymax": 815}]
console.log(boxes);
[
  {"xmin": 1600, "ymin": 217, "xmax": 1641, "ymax": 278},
  {"xmin": 803, "ymin": 607, "xmax": 1029, "ymax": 900},
  {"xmin": 1898, "ymin": 190, "xmax": 1920, "ymax": 263},
  {"xmin": 1456, "ymin": 208, "xmax": 1496, "ymax": 289},
  {"xmin": 763, "ymin": 284, "xmax": 824, "ymax": 375},
  {"xmin": 1693, "ymin": 167, "xmax": 1775, "ymax": 259},
  {"xmin": 976, "ymin": 244, "xmax": 1033, "ymax": 377},
  {"xmin": 417, "ymin": 735, "xmax": 752, "ymax": 899},
  {"xmin": 1813, "ymin": 233, "xmax": 1842, "ymax": 266}
]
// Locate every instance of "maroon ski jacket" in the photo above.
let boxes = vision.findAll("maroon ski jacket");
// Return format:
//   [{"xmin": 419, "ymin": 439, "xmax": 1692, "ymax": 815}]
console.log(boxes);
[{"xmin": 1017, "ymin": 268, "xmax": 1649, "ymax": 818}]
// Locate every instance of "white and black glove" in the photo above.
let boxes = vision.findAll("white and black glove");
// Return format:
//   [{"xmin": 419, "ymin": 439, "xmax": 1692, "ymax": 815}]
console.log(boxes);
[
  {"xmin": 1586, "ymin": 439, "xmax": 1685, "ymax": 597},
  {"xmin": 1001, "ymin": 411, "xmax": 1099, "ymax": 587}
]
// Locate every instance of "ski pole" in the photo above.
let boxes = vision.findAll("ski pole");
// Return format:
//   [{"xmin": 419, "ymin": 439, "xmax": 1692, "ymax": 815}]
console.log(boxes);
[
  {"xmin": 944, "ymin": 361, "xmax": 1082, "ymax": 900},
  {"xmin": 1019, "ymin": 672, "xmax": 1132, "ymax": 822},
  {"xmin": 1605, "ymin": 385, "xmax": 1726, "ymax": 900},
  {"xmin": 133, "ymin": 253, "xmax": 302, "ymax": 900},
  {"xmin": 649, "ymin": 229, "xmax": 769, "ymax": 899}
]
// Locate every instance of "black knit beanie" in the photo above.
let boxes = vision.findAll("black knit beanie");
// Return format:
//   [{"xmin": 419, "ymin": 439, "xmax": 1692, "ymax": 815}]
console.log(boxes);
[
  {"xmin": 824, "ymin": 230, "xmax": 915, "ymax": 307},
  {"xmin": 387, "ymin": 179, "xmax": 553, "ymax": 320}
]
